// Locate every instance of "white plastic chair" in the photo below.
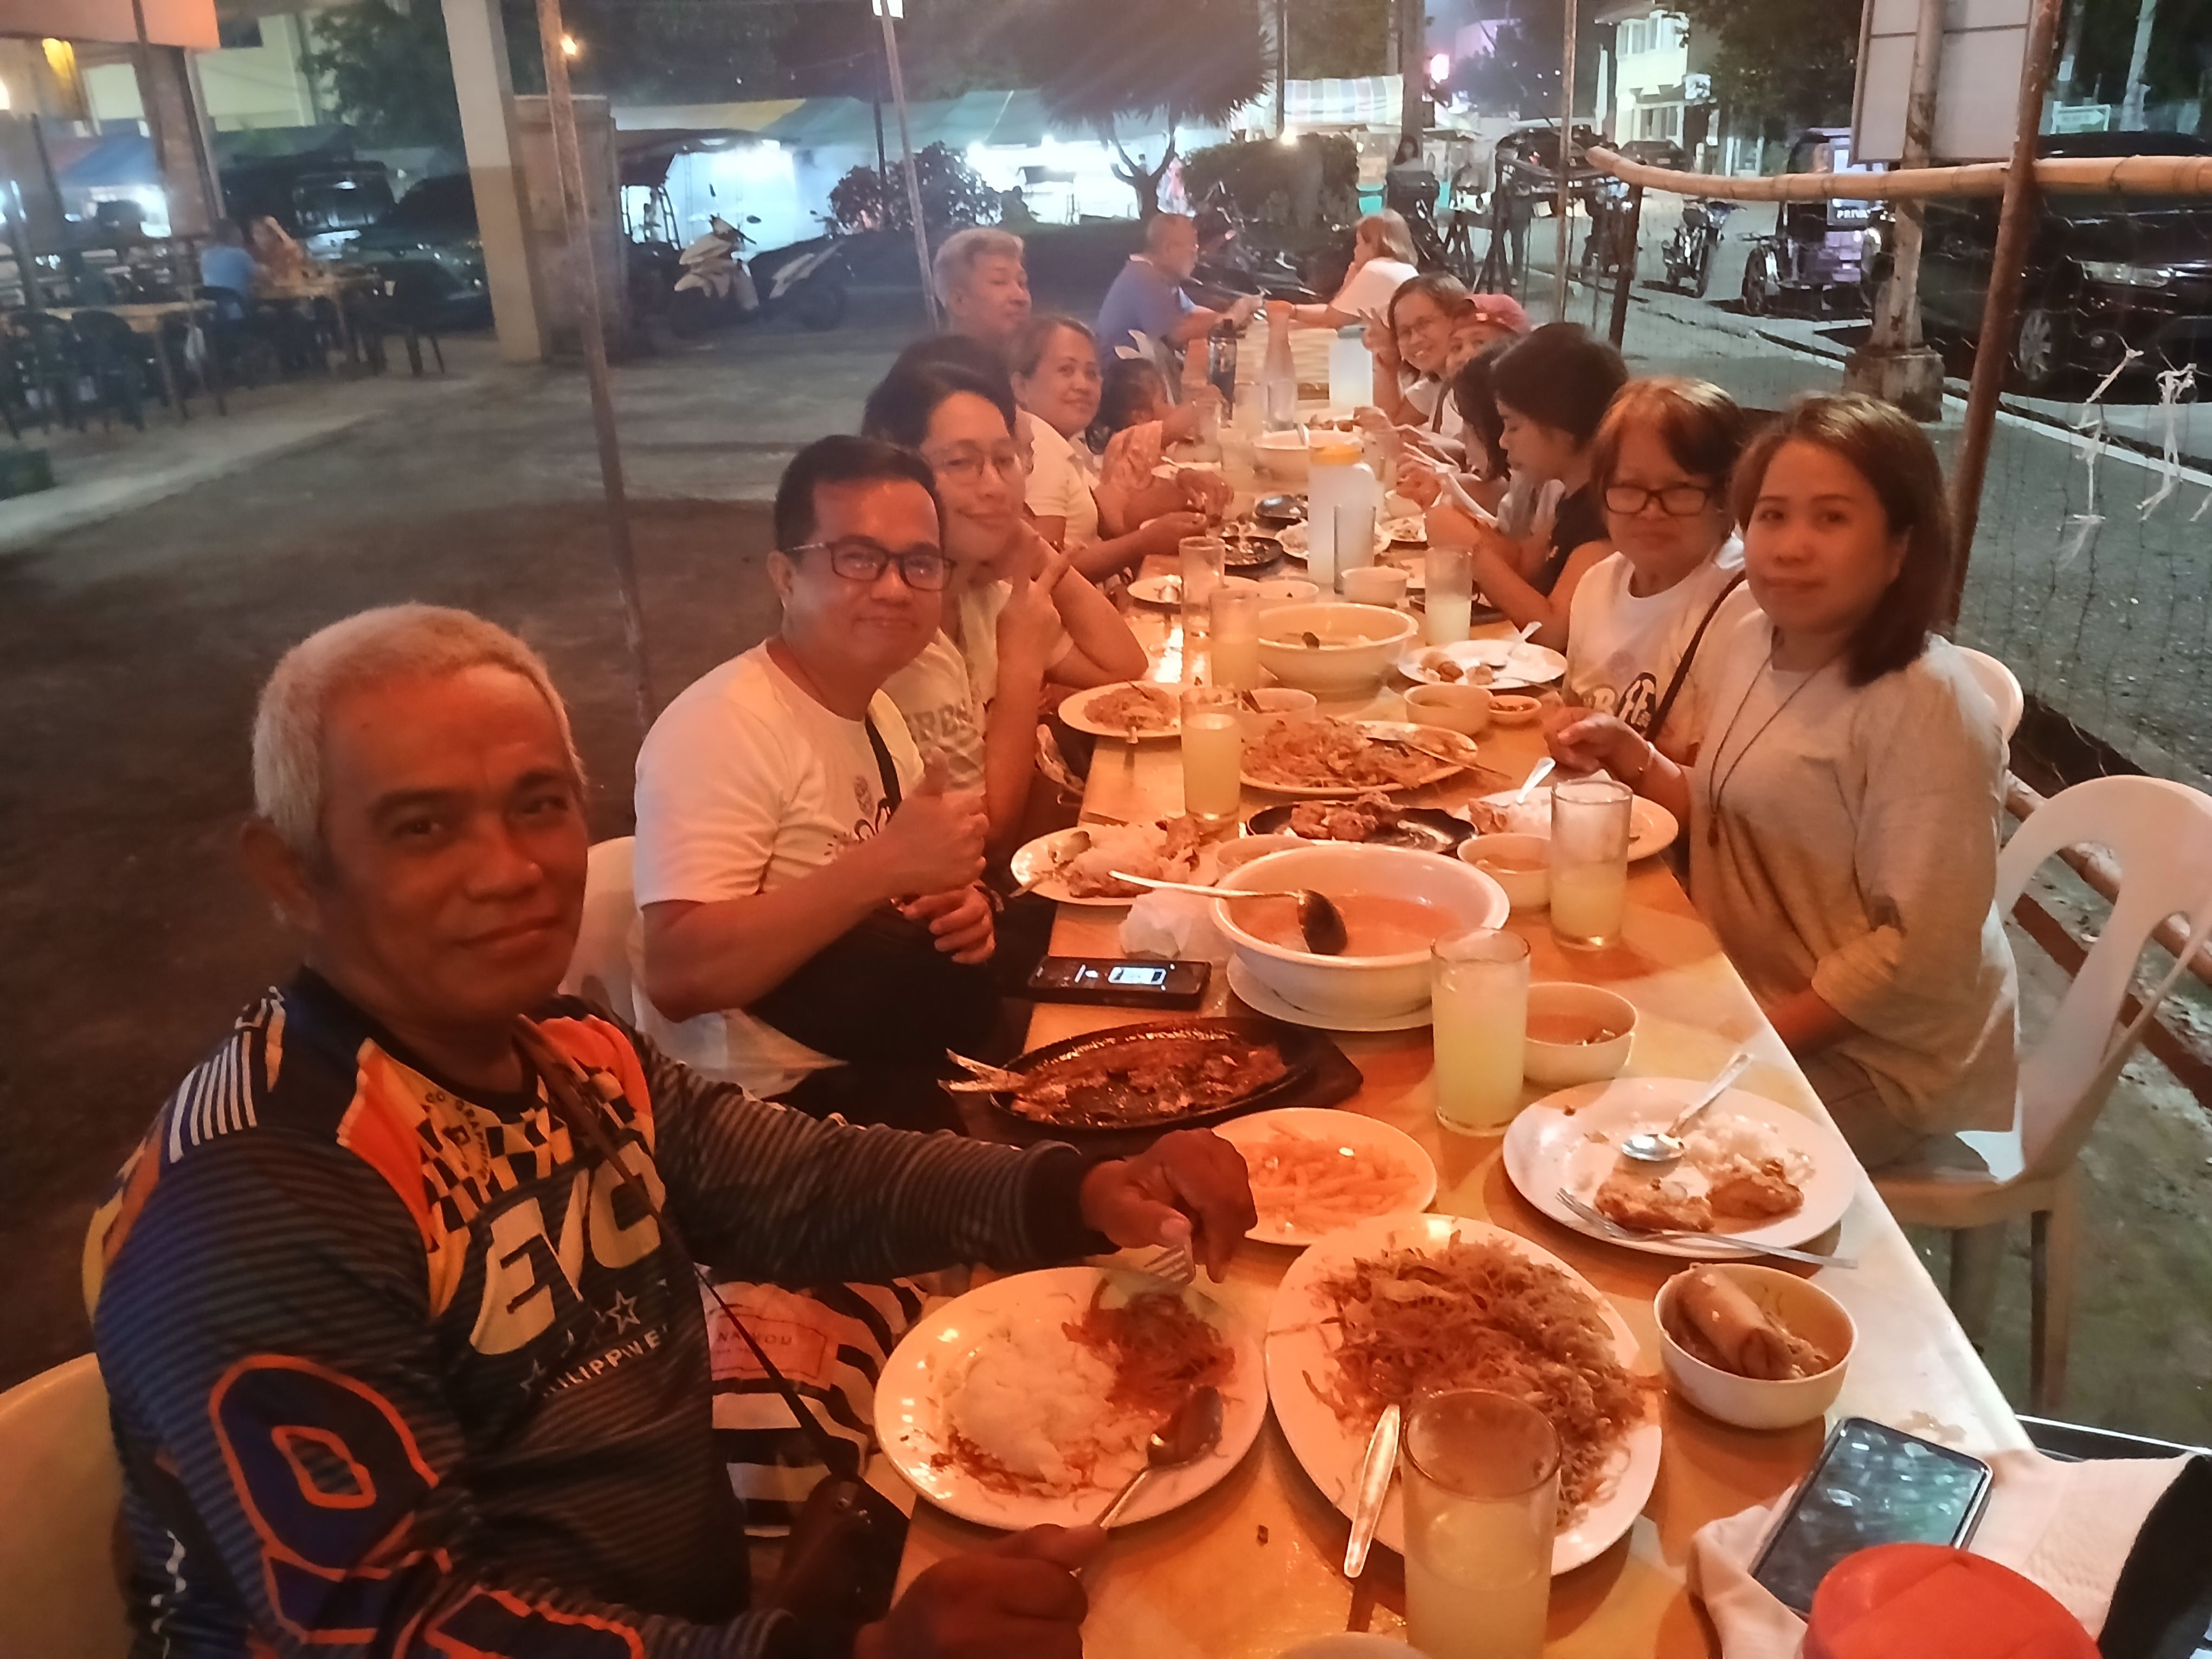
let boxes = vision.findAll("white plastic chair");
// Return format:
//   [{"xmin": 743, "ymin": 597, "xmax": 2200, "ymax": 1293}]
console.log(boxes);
[
  {"xmin": 1875, "ymin": 775, "xmax": 2212, "ymax": 1411},
  {"xmin": 0, "ymin": 1354, "xmax": 132, "ymax": 1659},
  {"xmin": 562, "ymin": 836, "xmax": 641, "ymax": 1024},
  {"xmin": 1956, "ymin": 646, "xmax": 2024, "ymax": 741}
]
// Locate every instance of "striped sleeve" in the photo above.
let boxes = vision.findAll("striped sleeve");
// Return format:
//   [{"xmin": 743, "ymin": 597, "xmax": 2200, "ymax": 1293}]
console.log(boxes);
[
  {"xmin": 635, "ymin": 1037, "xmax": 1105, "ymax": 1284},
  {"xmin": 93, "ymin": 1130, "xmax": 802, "ymax": 1659}
]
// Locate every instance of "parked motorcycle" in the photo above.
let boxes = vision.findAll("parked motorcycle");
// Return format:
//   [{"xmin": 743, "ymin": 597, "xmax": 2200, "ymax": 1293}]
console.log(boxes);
[
  {"xmin": 670, "ymin": 214, "xmax": 851, "ymax": 338},
  {"xmin": 1663, "ymin": 198, "xmax": 1735, "ymax": 297},
  {"xmin": 1188, "ymin": 195, "xmax": 1325, "ymax": 307}
]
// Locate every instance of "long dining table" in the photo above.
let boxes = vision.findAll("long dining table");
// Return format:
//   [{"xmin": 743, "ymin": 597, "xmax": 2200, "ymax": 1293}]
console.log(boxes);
[{"xmin": 895, "ymin": 549, "xmax": 2027, "ymax": 1657}]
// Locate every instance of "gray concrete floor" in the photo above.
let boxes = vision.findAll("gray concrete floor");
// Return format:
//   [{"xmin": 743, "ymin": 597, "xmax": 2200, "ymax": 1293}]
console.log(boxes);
[{"xmin": 1, "ymin": 278, "xmax": 2207, "ymax": 1450}]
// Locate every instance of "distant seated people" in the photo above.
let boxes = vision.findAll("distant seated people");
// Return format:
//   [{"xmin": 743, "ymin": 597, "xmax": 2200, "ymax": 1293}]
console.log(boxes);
[
  {"xmin": 197, "ymin": 218, "xmax": 259, "ymax": 316},
  {"xmin": 87, "ymin": 597, "xmax": 1257, "ymax": 1656},
  {"xmin": 933, "ymin": 226, "xmax": 1033, "ymax": 362},
  {"xmin": 1564, "ymin": 377, "xmax": 1756, "ymax": 762},
  {"xmin": 248, "ymin": 214, "xmax": 307, "ymax": 285},
  {"xmin": 1424, "ymin": 321, "xmax": 1628, "ymax": 648},
  {"xmin": 1095, "ymin": 211, "xmax": 1259, "ymax": 375},
  {"xmin": 1266, "ymin": 210, "xmax": 1419, "ymax": 334},
  {"xmin": 1385, "ymin": 136, "xmax": 1441, "ymax": 224},
  {"xmin": 634, "ymin": 436, "xmax": 999, "ymax": 1127},
  {"xmin": 1011, "ymin": 314, "xmax": 1218, "ymax": 582}
]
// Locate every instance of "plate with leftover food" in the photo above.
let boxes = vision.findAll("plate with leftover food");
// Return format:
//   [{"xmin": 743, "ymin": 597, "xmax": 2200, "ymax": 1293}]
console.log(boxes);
[
  {"xmin": 1266, "ymin": 1212, "xmax": 1660, "ymax": 1573},
  {"xmin": 1223, "ymin": 528, "xmax": 1288, "ymax": 569},
  {"xmin": 1467, "ymin": 787, "xmax": 1680, "ymax": 861},
  {"xmin": 1214, "ymin": 1107, "xmax": 1437, "ymax": 1246},
  {"xmin": 1060, "ymin": 680, "xmax": 1182, "ymax": 740},
  {"xmin": 1247, "ymin": 795, "xmax": 1475, "ymax": 855},
  {"xmin": 1502, "ymin": 1077, "xmax": 1858, "ymax": 1258},
  {"xmin": 877, "ymin": 1266, "xmax": 1266, "ymax": 1531},
  {"xmin": 1010, "ymin": 818, "xmax": 1217, "ymax": 906},
  {"xmin": 1242, "ymin": 717, "xmax": 1489, "ymax": 798},
  {"xmin": 1126, "ymin": 573, "xmax": 1261, "ymax": 608},
  {"xmin": 1276, "ymin": 521, "xmax": 1393, "ymax": 562},
  {"xmin": 1381, "ymin": 515, "xmax": 1427, "ymax": 545},
  {"xmin": 975, "ymin": 1016, "xmax": 1332, "ymax": 1133},
  {"xmin": 1397, "ymin": 639, "xmax": 1567, "ymax": 690}
]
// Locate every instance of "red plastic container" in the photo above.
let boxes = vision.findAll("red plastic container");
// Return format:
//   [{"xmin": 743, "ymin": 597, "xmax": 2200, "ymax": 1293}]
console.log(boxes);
[{"xmin": 1804, "ymin": 1545, "xmax": 2099, "ymax": 1659}]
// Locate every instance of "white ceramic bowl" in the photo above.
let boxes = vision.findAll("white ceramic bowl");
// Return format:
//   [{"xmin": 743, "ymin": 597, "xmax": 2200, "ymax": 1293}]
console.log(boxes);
[
  {"xmin": 1488, "ymin": 692, "xmax": 1544, "ymax": 727},
  {"xmin": 1253, "ymin": 430, "xmax": 1310, "ymax": 484},
  {"xmin": 1340, "ymin": 565, "xmax": 1410, "ymax": 608},
  {"xmin": 1254, "ymin": 577, "xmax": 1321, "ymax": 606},
  {"xmin": 1458, "ymin": 832, "xmax": 1548, "ymax": 912},
  {"xmin": 1239, "ymin": 686, "xmax": 1319, "ymax": 736},
  {"xmin": 1404, "ymin": 681, "xmax": 1493, "ymax": 736},
  {"xmin": 1654, "ymin": 1264, "xmax": 1856, "ymax": 1431},
  {"xmin": 1213, "ymin": 833, "xmax": 1307, "ymax": 877},
  {"xmin": 1521, "ymin": 982, "xmax": 1636, "ymax": 1085},
  {"xmin": 1213, "ymin": 843, "xmax": 1508, "ymax": 1020},
  {"xmin": 1256, "ymin": 602, "xmax": 1423, "ymax": 697}
]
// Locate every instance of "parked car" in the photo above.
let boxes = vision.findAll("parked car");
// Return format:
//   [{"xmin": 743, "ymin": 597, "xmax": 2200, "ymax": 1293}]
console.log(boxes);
[
  {"xmin": 221, "ymin": 159, "xmax": 395, "ymax": 258},
  {"xmin": 349, "ymin": 176, "xmax": 492, "ymax": 330},
  {"xmin": 1917, "ymin": 132, "xmax": 2212, "ymax": 392},
  {"xmin": 1739, "ymin": 127, "xmax": 1885, "ymax": 317}
]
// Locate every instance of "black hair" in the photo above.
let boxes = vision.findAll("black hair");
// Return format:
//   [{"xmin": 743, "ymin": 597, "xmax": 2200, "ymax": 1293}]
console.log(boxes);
[
  {"xmin": 771, "ymin": 434, "xmax": 941, "ymax": 551},
  {"xmin": 859, "ymin": 363, "xmax": 1019, "ymax": 451},
  {"xmin": 1097, "ymin": 357, "xmax": 1167, "ymax": 433},
  {"xmin": 1488, "ymin": 321, "xmax": 1628, "ymax": 447},
  {"xmin": 883, "ymin": 333, "xmax": 1016, "ymax": 396},
  {"xmin": 1449, "ymin": 340, "xmax": 1512, "ymax": 480}
]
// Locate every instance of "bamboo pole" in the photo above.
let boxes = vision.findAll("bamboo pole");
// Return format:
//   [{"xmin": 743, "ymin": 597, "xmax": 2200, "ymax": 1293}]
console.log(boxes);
[
  {"xmin": 1947, "ymin": 0, "xmax": 2065, "ymax": 626},
  {"xmin": 1583, "ymin": 144, "xmax": 2212, "ymax": 201},
  {"xmin": 533, "ymin": 0, "xmax": 654, "ymax": 735},
  {"xmin": 1554, "ymin": 0, "xmax": 1577, "ymax": 322},
  {"xmin": 878, "ymin": 5, "xmax": 938, "ymax": 331}
]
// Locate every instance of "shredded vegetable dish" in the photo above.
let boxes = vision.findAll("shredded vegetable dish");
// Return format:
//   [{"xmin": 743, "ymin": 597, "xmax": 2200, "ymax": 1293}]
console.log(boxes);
[
  {"xmin": 1237, "ymin": 1131, "xmax": 1419, "ymax": 1237},
  {"xmin": 1309, "ymin": 1237, "xmax": 1647, "ymax": 1525}
]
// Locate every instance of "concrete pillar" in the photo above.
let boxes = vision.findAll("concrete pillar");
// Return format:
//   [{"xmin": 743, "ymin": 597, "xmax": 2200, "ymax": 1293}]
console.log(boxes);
[
  {"xmin": 133, "ymin": 47, "xmax": 218, "ymax": 239},
  {"xmin": 441, "ymin": 0, "xmax": 548, "ymax": 363}
]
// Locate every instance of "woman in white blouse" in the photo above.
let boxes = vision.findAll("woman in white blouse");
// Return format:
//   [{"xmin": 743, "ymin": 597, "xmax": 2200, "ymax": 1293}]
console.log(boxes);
[
  {"xmin": 1010, "ymin": 314, "xmax": 1216, "ymax": 584},
  {"xmin": 1264, "ymin": 210, "xmax": 1420, "ymax": 334},
  {"xmin": 1547, "ymin": 393, "xmax": 2018, "ymax": 1166}
]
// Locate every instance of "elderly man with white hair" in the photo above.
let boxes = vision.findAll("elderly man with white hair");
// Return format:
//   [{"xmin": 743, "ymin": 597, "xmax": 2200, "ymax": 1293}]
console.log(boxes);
[
  {"xmin": 1092, "ymin": 213, "xmax": 1259, "ymax": 375},
  {"xmin": 83, "ymin": 602, "xmax": 1256, "ymax": 1659},
  {"xmin": 932, "ymin": 226, "xmax": 1033, "ymax": 362}
]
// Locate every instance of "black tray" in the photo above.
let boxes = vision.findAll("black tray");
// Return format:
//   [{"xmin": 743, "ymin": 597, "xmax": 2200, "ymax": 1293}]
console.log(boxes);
[
  {"xmin": 1252, "ymin": 494, "xmax": 1307, "ymax": 527},
  {"xmin": 1223, "ymin": 531, "xmax": 1286, "ymax": 570},
  {"xmin": 1245, "ymin": 804, "xmax": 1475, "ymax": 856},
  {"xmin": 981, "ymin": 1016, "xmax": 1339, "ymax": 1135}
]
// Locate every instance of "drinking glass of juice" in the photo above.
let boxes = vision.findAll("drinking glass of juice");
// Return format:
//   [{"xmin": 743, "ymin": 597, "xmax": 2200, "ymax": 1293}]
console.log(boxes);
[
  {"xmin": 1209, "ymin": 584, "xmax": 1266, "ymax": 692},
  {"xmin": 1549, "ymin": 777, "xmax": 1633, "ymax": 949},
  {"xmin": 1180, "ymin": 685, "xmax": 1245, "ymax": 831},
  {"xmin": 1402, "ymin": 1388, "xmax": 1559, "ymax": 1659},
  {"xmin": 1430, "ymin": 928, "xmax": 1528, "ymax": 1132}
]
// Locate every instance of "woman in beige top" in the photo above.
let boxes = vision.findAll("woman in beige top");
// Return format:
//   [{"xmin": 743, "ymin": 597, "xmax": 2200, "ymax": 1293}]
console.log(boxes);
[{"xmin": 1548, "ymin": 393, "xmax": 2018, "ymax": 1166}]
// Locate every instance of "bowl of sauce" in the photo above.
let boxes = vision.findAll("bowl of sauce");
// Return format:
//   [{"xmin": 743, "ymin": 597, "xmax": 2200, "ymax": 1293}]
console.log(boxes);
[
  {"xmin": 1458, "ymin": 832, "xmax": 1548, "ymax": 912},
  {"xmin": 1213, "ymin": 842, "xmax": 1510, "ymax": 1021},
  {"xmin": 1522, "ymin": 982, "xmax": 1636, "ymax": 1085}
]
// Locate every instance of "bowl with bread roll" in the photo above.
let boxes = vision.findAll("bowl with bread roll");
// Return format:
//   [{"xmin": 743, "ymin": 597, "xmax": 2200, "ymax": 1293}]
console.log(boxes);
[{"xmin": 1654, "ymin": 1263, "xmax": 1854, "ymax": 1430}]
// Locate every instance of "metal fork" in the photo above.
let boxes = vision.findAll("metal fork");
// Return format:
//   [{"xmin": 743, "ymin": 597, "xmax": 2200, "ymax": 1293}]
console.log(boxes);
[
  {"xmin": 1557, "ymin": 1189, "xmax": 1857, "ymax": 1270},
  {"xmin": 1135, "ymin": 1241, "xmax": 1197, "ymax": 1287}
]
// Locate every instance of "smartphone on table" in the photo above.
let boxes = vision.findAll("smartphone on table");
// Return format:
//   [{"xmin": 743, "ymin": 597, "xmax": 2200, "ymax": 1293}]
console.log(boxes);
[
  {"xmin": 1025, "ymin": 956, "xmax": 1210, "ymax": 1009},
  {"xmin": 1751, "ymin": 1417, "xmax": 1995, "ymax": 1616}
]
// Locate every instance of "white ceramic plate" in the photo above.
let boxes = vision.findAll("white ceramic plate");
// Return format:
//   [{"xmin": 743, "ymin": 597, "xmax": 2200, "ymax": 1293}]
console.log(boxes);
[
  {"xmin": 1502, "ymin": 1078, "xmax": 1859, "ymax": 1259},
  {"xmin": 1226, "ymin": 959, "xmax": 1434, "ymax": 1033},
  {"xmin": 1381, "ymin": 514, "xmax": 1427, "ymax": 545},
  {"xmin": 1127, "ymin": 573, "xmax": 1258, "ymax": 608},
  {"xmin": 1214, "ymin": 1107, "xmax": 1438, "ymax": 1246},
  {"xmin": 1397, "ymin": 639, "xmax": 1567, "ymax": 690},
  {"xmin": 1008, "ymin": 825, "xmax": 1218, "ymax": 907},
  {"xmin": 1265, "ymin": 1212, "xmax": 1662, "ymax": 1574},
  {"xmin": 877, "ymin": 1266, "xmax": 1266, "ymax": 1531},
  {"xmin": 1060, "ymin": 681, "xmax": 1182, "ymax": 741},
  {"xmin": 1277, "ymin": 521, "xmax": 1392, "ymax": 561},
  {"xmin": 1242, "ymin": 721, "xmax": 1478, "ymax": 799},
  {"xmin": 1469, "ymin": 787, "xmax": 1681, "ymax": 861}
]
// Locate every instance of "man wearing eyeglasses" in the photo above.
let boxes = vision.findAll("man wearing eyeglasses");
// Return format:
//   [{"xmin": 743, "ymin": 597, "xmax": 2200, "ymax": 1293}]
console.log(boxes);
[{"xmin": 635, "ymin": 435, "xmax": 999, "ymax": 1127}]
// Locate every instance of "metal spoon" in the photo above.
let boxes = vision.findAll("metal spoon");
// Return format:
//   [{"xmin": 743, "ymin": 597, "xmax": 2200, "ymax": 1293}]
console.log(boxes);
[
  {"xmin": 1094, "ymin": 1386, "xmax": 1225, "ymax": 1529},
  {"xmin": 1109, "ymin": 871, "xmax": 1350, "ymax": 955},
  {"xmin": 1618, "ymin": 1052, "xmax": 1756, "ymax": 1163},
  {"xmin": 1513, "ymin": 755, "xmax": 1557, "ymax": 805}
]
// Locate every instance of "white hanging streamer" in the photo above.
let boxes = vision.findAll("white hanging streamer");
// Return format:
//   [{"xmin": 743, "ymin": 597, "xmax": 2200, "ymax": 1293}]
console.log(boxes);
[
  {"xmin": 2137, "ymin": 364, "xmax": 2197, "ymax": 520},
  {"xmin": 2055, "ymin": 512, "xmax": 2105, "ymax": 571},
  {"xmin": 2075, "ymin": 347, "xmax": 2144, "ymax": 427},
  {"xmin": 2079, "ymin": 413, "xmax": 2107, "ymax": 519},
  {"xmin": 2191, "ymin": 487, "xmax": 2212, "ymax": 523}
]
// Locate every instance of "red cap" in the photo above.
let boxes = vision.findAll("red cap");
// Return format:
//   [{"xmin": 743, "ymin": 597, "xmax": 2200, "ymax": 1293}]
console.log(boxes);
[
  {"xmin": 1466, "ymin": 293, "xmax": 1532, "ymax": 335},
  {"xmin": 1804, "ymin": 1546, "xmax": 2098, "ymax": 1659}
]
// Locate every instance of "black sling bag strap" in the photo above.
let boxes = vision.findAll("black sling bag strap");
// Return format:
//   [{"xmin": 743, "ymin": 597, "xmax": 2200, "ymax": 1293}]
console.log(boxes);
[{"xmin": 1639, "ymin": 571, "xmax": 1746, "ymax": 744}]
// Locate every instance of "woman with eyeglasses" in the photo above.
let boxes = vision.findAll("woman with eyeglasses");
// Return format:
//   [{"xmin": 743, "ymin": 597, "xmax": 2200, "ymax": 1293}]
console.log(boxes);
[
  {"xmin": 1546, "ymin": 394, "xmax": 2018, "ymax": 1165},
  {"xmin": 863, "ymin": 362, "xmax": 1146, "ymax": 851},
  {"xmin": 1562, "ymin": 378, "xmax": 1758, "ymax": 761}
]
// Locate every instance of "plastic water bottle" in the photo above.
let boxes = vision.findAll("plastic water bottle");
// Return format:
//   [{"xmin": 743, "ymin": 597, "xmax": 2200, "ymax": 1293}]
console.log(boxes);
[
  {"xmin": 1328, "ymin": 326, "xmax": 1373, "ymax": 413},
  {"xmin": 1308, "ymin": 441, "xmax": 1378, "ymax": 595},
  {"xmin": 1262, "ymin": 314, "xmax": 1297, "ymax": 431}
]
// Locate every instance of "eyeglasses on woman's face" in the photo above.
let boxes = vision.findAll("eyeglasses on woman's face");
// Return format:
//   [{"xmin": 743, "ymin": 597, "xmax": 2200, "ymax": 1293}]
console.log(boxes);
[
  {"xmin": 923, "ymin": 441, "xmax": 1027, "ymax": 487},
  {"xmin": 1602, "ymin": 481, "xmax": 1715, "ymax": 517},
  {"xmin": 789, "ymin": 537, "xmax": 951, "ymax": 591}
]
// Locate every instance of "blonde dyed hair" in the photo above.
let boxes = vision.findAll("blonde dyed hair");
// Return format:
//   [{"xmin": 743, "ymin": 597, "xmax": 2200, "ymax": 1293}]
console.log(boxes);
[
  {"xmin": 252, "ymin": 605, "xmax": 582, "ymax": 861},
  {"xmin": 1358, "ymin": 210, "xmax": 1416, "ymax": 264}
]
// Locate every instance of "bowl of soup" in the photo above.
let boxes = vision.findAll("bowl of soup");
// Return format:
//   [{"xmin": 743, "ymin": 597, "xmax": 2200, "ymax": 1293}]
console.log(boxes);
[
  {"xmin": 1253, "ymin": 430, "xmax": 1311, "ymax": 484},
  {"xmin": 1458, "ymin": 832, "xmax": 1548, "ymax": 912},
  {"xmin": 1213, "ymin": 842, "xmax": 1509, "ymax": 1021},
  {"xmin": 1521, "ymin": 982, "xmax": 1636, "ymax": 1085},
  {"xmin": 1256, "ymin": 602, "xmax": 1423, "ymax": 697}
]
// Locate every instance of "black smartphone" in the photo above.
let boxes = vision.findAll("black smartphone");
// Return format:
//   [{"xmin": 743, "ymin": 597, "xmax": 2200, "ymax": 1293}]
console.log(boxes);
[
  {"xmin": 1751, "ymin": 1417, "xmax": 1995, "ymax": 1616},
  {"xmin": 1025, "ymin": 956, "xmax": 1210, "ymax": 1008}
]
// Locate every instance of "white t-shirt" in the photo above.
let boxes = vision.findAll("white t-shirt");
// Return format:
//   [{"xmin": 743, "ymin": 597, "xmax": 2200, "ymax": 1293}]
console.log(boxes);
[
  {"xmin": 631, "ymin": 642, "xmax": 923, "ymax": 1097},
  {"xmin": 1333, "ymin": 256, "xmax": 1419, "ymax": 320},
  {"xmin": 1025, "ymin": 419, "xmax": 1102, "ymax": 546},
  {"xmin": 883, "ymin": 578, "xmax": 1062, "ymax": 793},
  {"xmin": 1565, "ymin": 538, "xmax": 1752, "ymax": 756}
]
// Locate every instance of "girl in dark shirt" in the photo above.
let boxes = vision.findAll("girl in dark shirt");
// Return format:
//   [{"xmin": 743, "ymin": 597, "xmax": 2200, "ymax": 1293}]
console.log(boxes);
[{"xmin": 1424, "ymin": 323, "xmax": 1627, "ymax": 648}]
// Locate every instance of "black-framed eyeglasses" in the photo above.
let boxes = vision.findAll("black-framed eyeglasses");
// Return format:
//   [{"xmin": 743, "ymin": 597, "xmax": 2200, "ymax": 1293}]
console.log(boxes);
[
  {"xmin": 790, "ymin": 538, "xmax": 950, "ymax": 591},
  {"xmin": 1603, "ymin": 482, "xmax": 1716, "ymax": 517}
]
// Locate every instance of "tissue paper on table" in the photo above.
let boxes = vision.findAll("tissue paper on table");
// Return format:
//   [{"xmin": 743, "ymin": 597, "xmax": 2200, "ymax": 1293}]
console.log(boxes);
[{"xmin": 1120, "ymin": 890, "xmax": 1230, "ymax": 963}]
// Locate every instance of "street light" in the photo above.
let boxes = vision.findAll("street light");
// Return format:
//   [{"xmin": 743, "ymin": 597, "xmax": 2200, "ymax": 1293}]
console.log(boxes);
[
  {"xmin": 560, "ymin": 33, "xmax": 581, "ymax": 57},
  {"xmin": 1427, "ymin": 51, "xmax": 1449, "ymax": 83}
]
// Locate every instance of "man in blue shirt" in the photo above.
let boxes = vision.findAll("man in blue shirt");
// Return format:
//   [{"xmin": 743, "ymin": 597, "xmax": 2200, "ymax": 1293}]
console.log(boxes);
[
  {"xmin": 1094, "ymin": 212, "xmax": 1257, "ymax": 375},
  {"xmin": 197, "ymin": 218, "xmax": 259, "ymax": 317}
]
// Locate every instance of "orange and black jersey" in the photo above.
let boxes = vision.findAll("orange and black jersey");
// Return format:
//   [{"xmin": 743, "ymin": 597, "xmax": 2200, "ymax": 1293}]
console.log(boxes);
[{"xmin": 86, "ymin": 971, "xmax": 1102, "ymax": 1657}]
